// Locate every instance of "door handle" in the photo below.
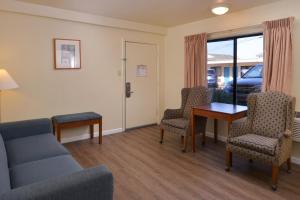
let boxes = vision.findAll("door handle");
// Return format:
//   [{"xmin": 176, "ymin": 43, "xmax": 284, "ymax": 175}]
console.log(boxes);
[{"xmin": 126, "ymin": 82, "xmax": 134, "ymax": 98}]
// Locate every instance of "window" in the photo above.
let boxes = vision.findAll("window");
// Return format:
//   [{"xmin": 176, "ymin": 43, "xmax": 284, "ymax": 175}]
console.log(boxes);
[{"xmin": 207, "ymin": 34, "xmax": 263, "ymax": 105}]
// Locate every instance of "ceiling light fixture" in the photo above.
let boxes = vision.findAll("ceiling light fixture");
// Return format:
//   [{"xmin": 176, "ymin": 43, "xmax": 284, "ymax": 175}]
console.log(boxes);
[{"xmin": 211, "ymin": 4, "xmax": 229, "ymax": 15}]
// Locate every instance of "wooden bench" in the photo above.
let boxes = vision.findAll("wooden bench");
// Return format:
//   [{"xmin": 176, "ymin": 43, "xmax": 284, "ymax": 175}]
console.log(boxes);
[{"xmin": 52, "ymin": 112, "xmax": 102, "ymax": 144}]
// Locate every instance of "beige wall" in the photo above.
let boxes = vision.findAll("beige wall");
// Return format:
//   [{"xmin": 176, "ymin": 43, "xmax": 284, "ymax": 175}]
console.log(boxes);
[
  {"xmin": 1, "ymin": 0, "xmax": 300, "ymax": 161},
  {"xmin": 164, "ymin": 0, "xmax": 300, "ymax": 160},
  {"xmin": 0, "ymin": 11, "xmax": 165, "ymax": 141}
]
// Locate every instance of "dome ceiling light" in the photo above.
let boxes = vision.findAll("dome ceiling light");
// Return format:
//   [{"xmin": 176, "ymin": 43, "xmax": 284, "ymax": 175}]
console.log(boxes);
[{"xmin": 211, "ymin": 4, "xmax": 229, "ymax": 15}]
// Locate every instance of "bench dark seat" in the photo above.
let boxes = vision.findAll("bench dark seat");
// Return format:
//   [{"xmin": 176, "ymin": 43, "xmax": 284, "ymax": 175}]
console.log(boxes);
[
  {"xmin": 52, "ymin": 112, "xmax": 102, "ymax": 124},
  {"xmin": 52, "ymin": 112, "xmax": 103, "ymax": 144}
]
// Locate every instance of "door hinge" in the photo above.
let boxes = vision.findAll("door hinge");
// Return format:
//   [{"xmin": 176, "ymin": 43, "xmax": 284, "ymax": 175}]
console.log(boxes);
[{"xmin": 122, "ymin": 58, "xmax": 127, "ymax": 61}]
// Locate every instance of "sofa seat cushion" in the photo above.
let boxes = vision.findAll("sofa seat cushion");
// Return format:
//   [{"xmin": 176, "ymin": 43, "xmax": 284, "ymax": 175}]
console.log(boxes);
[
  {"xmin": 10, "ymin": 155, "xmax": 82, "ymax": 188},
  {"xmin": 0, "ymin": 135, "xmax": 11, "ymax": 196},
  {"xmin": 5, "ymin": 133, "xmax": 69, "ymax": 167},
  {"xmin": 229, "ymin": 134, "xmax": 278, "ymax": 156},
  {"xmin": 162, "ymin": 118, "xmax": 189, "ymax": 129}
]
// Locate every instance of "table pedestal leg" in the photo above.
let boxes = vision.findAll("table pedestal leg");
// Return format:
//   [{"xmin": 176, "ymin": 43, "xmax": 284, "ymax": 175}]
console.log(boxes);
[
  {"xmin": 228, "ymin": 121, "xmax": 232, "ymax": 138},
  {"xmin": 201, "ymin": 117, "xmax": 207, "ymax": 146},
  {"xmin": 201, "ymin": 123, "xmax": 206, "ymax": 146},
  {"xmin": 214, "ymin": 119, "xmax": 218, "ymax": 143},
  {"xmin": 191, "ymin": 110, "xmax": 196, "ymax": 152}
]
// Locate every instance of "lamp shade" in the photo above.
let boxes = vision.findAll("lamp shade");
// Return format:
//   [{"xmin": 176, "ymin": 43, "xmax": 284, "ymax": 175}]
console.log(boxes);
[{"xmin": 0, "ymin": 69, "xmax": 19, "ymax": 90}]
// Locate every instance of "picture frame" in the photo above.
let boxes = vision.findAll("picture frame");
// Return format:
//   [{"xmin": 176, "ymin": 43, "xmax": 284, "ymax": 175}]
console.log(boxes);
[{"xmin": 54, "ymin": 39, "xmax": 81, "ymax": 69}]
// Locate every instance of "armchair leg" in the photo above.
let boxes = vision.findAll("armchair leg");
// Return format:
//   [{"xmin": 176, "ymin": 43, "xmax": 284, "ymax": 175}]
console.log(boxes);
[
  {"xmin": 287, "ymin": 157, "xmax": 291, "ymax": 173},
  {"xmin": 182, "ymin": 135, "xmax": 188, "ymax": 153},
  {"xmin": 181, "ymin": 135, "xmax": 184, "ymax": 145},
  {"xmin": 271, "ymin": 165, "xmax": 279, "ymax": 191},
  {"xmin": 160, "ymin": 128, "xmax": 164, "ymax": 144},
  {"xmin": 225, "ymin": 149, "xmax": 232, "ymax": 172},
  {"xmin": 201, "ymin": 130, "xmax": 206, "ymax": 145}
]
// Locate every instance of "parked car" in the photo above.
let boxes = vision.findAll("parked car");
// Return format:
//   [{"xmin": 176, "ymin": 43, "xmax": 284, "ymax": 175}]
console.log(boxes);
[
  {"xmin": 224, "ymin": 64, "xmax": 263, "ymax": 105},
  {"xmin": 207, "ymin": 68, "xmax": 218, "ymax": 88}
]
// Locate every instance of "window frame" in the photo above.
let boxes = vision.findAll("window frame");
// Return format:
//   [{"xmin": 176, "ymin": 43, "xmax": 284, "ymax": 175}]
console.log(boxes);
[{"xmin": 208, "ymin": 33, "xmax": 263, "ymax": 105}]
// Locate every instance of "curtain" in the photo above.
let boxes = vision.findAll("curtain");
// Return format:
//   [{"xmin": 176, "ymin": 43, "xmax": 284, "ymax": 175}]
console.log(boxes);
[
  {"xmin": 262, "ymin": 17, "xmax": 294, "ymax": 94},
  {"xmin": 184, "ymin": 33, "xmax": 207, "ymax": 88}
]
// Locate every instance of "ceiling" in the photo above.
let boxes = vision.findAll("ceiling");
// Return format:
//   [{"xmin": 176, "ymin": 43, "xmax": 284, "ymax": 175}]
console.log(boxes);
[{"xmin": 18, "ymin": 0, "xmax": 280, "ymax": 27}]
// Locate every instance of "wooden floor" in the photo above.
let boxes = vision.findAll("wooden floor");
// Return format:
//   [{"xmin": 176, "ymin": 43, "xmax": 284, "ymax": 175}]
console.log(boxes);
[{"xmin": 64, "ymin": 126, "xmax": 300, "ymax": 200}]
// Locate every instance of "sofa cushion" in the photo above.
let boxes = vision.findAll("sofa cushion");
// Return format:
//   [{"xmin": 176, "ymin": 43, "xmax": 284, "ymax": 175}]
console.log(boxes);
[
  {"xmin": 228, "ymin": 134, "xmax": 278, "ymax": 156},
  {"xmin": 10, "ymin": 155, "xmax": 82, "ymax": 188},
  {"xmin": 0, "ymin": 134, "xmax": 11, "ymax": 195},
  {"xmin": 5, "ymin": 133, "xmax": 69, "ymax": 167},
  {"xmin": 162, "ymin": 118, "xmax": 189, "ymax": 129},
  {"xmin": 0, "ymin": 119, "xmax": 52, "ymax": 141}
]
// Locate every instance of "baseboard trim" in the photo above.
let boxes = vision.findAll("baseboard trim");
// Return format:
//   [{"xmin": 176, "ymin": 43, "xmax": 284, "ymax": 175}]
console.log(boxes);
[
  {"xmin": 125, "ymin": 123, "xmax": 157, "ymax": 131},
  {"xmin": 205, "ymin": 131, "xmax": 300, "ymax": 165},
  {"xmin": 205, "ymin": 131, "xmax": 227, "ymax": 142},
  {"xmin": 61, "ymin": 128, "xmax": 123, "ymax": 144}
]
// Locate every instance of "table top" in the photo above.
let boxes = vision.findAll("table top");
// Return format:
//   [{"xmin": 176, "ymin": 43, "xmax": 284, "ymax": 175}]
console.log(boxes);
[{"xmin": 193, "ymin": 102, "xmax": 248, "ymax": 115}]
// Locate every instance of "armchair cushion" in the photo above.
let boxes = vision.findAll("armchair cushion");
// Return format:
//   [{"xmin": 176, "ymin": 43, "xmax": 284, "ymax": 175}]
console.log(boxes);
[
  {"xmin": 252, "ymin": 93, "xmax": 288, "ymax": 138},
  {"xmin": 228, "ymin": 120, "xmax": 251, "ymax": 138},
  {"xmin": 162, "ymin": 118, "xmax": 188, "ymax": 129},
  {"xmin": 183, "ymin": 87, "xmax": 210, "ymax": 119},
  {"xmin": 162, "ymin": 109, "xmax": 183, "ymax": 120},
  {"xmin": 228, "ymin": 134, "xmax": 278, "ymax": 156}
]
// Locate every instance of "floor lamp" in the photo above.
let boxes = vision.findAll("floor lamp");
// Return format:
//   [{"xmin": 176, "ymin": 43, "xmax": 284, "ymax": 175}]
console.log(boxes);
[{"xmin": 0, "ymin": 69, "xmax": 19, "ymax": 122}]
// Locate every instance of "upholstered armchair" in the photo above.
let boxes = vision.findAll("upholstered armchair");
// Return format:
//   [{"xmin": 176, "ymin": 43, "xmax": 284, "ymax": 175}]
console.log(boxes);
[
  {"xmin": 226, "ymin": 92, "xmax": 296, "ymax": 190},
  {"xmin": 160, "ymin": 86, "xmax": 212, "ymax": 152}
]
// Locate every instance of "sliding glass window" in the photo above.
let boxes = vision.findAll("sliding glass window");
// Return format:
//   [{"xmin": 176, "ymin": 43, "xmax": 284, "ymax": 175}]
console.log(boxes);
[{"xmin": 207, "ymin": 34, "xmax": 263, "ymax": 105}]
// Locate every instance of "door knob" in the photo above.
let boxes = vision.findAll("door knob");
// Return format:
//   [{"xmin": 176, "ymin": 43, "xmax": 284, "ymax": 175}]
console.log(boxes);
[{"xmin": 126, "ymin": 82, "xmax": 134, "ymax": 98}]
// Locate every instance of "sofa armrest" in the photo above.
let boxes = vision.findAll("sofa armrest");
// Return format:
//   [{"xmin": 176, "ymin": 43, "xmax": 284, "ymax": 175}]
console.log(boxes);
[
  {"xmin": 0, "ymin": 118, "xmax": 52, "ymax": 141},
  {"xmin": 162, "ymin": 109, "xmax": 183, "ymax": 120},
  {"xmin": 1, "ymin": 165, "xmax": 114, "ymax": 200}
]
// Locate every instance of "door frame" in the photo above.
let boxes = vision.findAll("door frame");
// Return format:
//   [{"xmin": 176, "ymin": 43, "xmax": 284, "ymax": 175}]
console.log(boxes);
[{"xmin": 121, "ymin": 39, "xmax": 160, "ymax": 131}]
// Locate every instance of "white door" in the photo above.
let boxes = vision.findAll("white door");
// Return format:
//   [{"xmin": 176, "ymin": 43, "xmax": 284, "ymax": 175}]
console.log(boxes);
[{"xmin": 125, "ymin": 42, "xmax": 158, "ymax": 129}]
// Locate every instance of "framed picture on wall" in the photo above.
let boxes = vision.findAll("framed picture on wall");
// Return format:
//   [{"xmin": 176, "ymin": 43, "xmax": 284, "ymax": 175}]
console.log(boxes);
[{"xmin": 54, "ymin": 39, "xmax": 81, "ymax": 69}]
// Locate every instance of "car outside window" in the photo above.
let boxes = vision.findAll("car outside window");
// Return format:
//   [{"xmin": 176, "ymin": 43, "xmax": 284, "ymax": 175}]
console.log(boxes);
[{"xmin": 243, "ymin": 65, "xmax": 262, "ymax": 78}]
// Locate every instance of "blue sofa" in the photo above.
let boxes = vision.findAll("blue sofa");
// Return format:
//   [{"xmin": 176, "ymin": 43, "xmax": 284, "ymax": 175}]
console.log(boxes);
[{"xmin": 0, "ymin": 118, "xmax": 113, "ymax": 200}]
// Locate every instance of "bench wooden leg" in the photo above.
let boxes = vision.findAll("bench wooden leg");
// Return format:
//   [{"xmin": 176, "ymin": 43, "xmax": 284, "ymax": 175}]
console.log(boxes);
[
  {"xmin": 98, "ymin": 120, "xmax": 102, "ymax": 144},
  {"xmin": 57, "ymin": 126, "xmax": 61, "ymax": 143},
  {"xmin": 52, "ymin": 123, "xmax": 56, "ymax": 136},
  {"xmin": 89, "ymin": 124, "xmax": 94, "ymax": 139}
]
